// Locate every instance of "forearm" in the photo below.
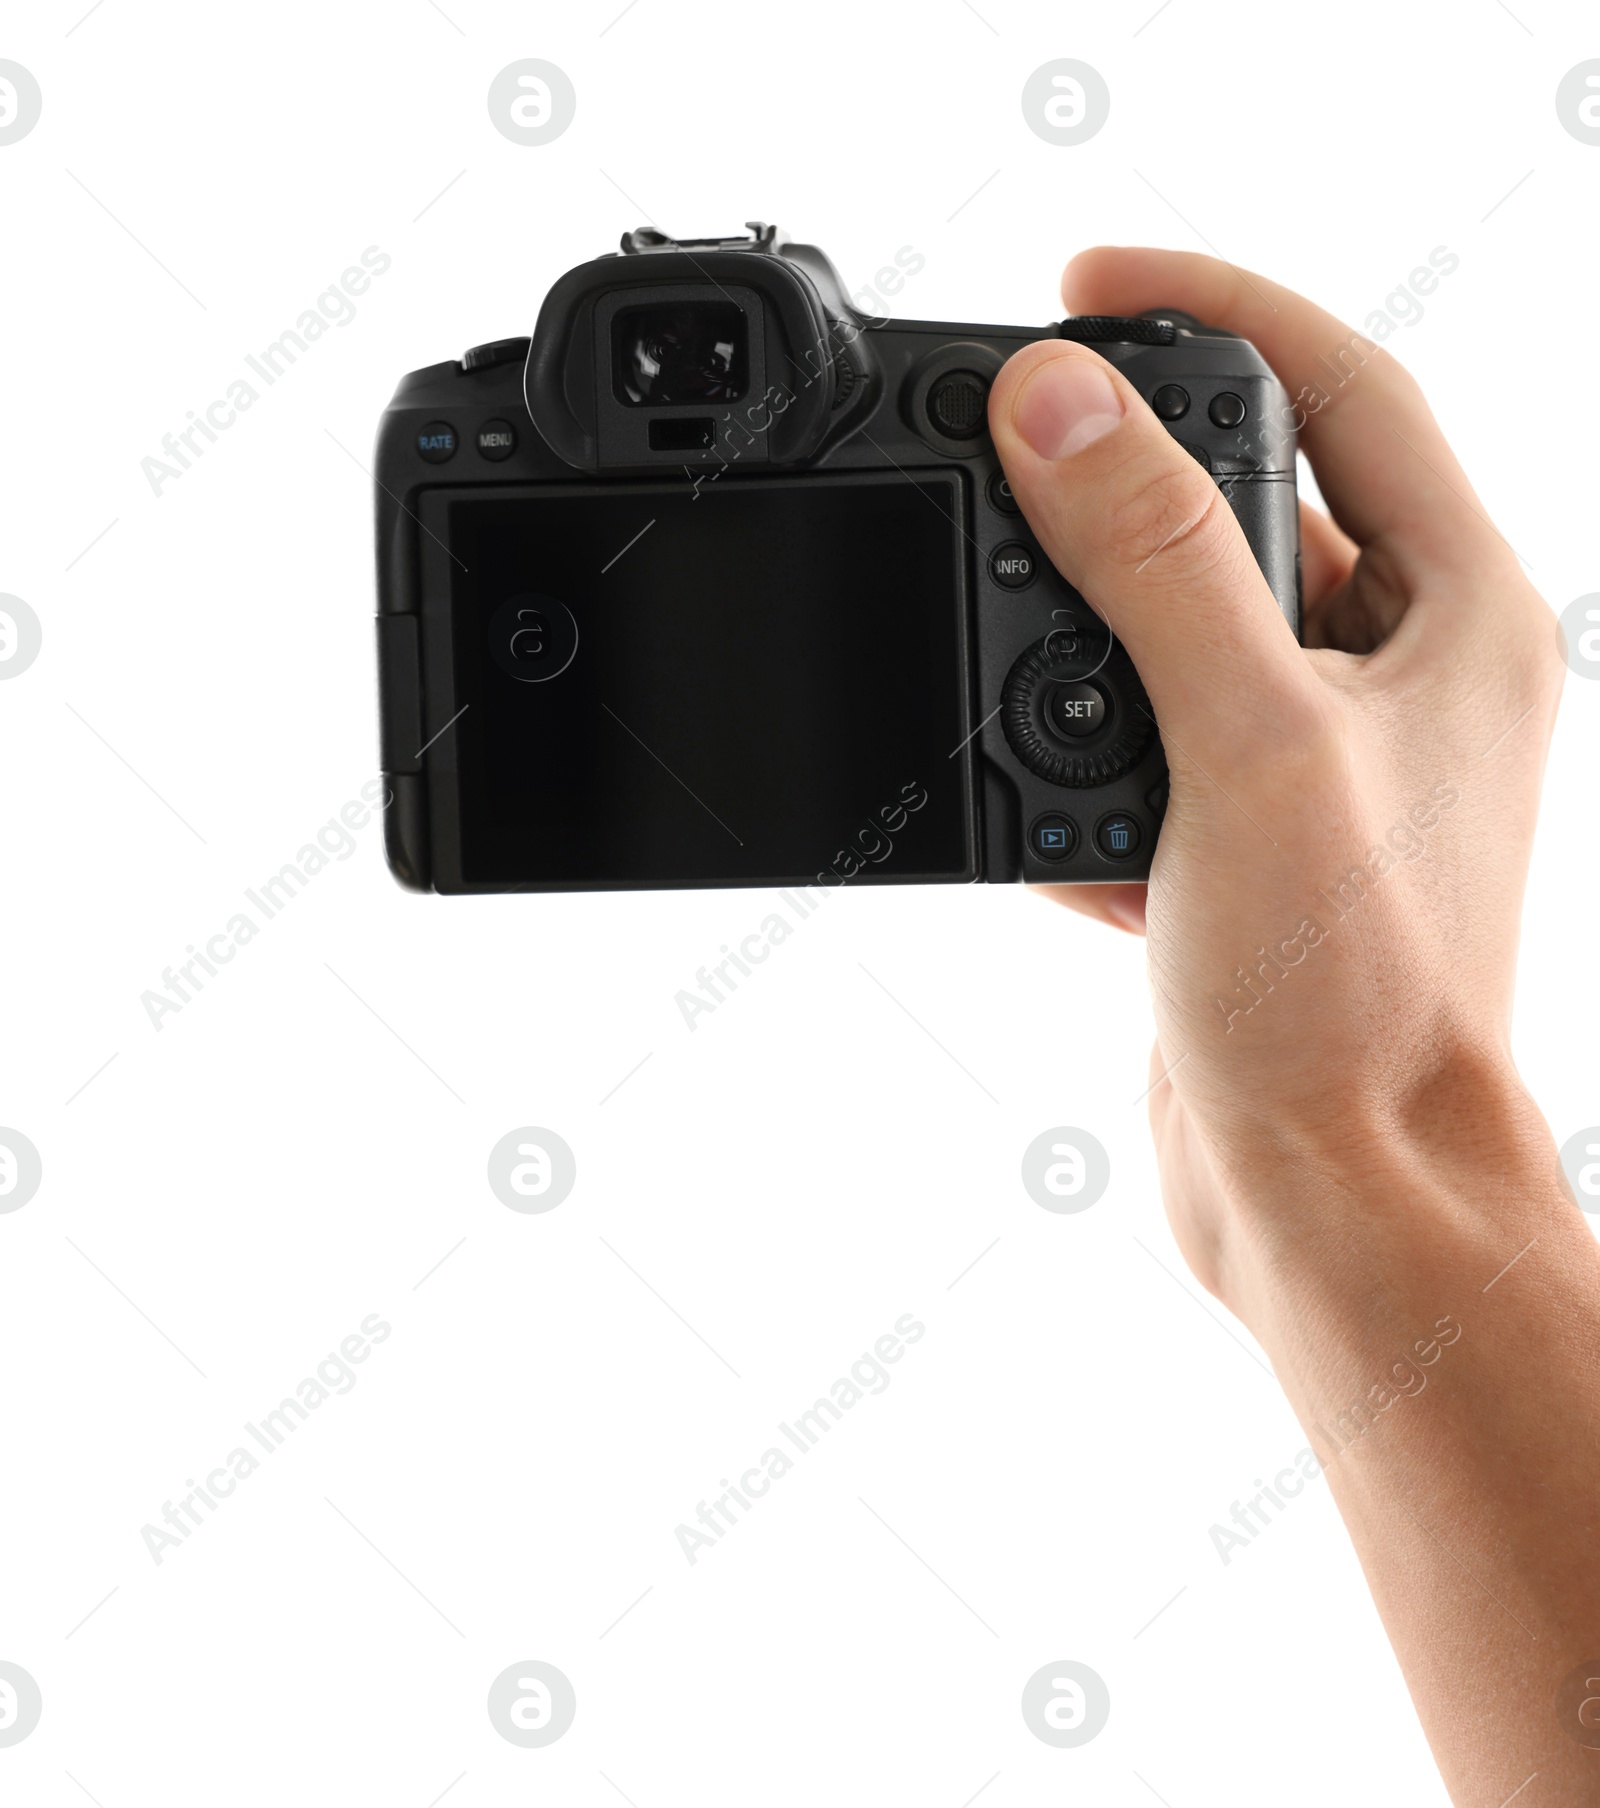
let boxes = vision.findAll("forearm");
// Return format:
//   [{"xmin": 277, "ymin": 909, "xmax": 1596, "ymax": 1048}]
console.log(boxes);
[
  {"xmin": 993, "ymin": 246, "xmax": 1586, "ymax": 1800},
  {"xmin": 1228, "ymin": 1077, "xmax": 1600, "ymax": 1803}
]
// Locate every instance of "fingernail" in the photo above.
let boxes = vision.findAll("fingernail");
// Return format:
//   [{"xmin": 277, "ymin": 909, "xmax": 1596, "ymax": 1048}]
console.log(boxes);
[{"xmin": 1013, "ymin": 354, "xmax": 1125, "ymax": 459}]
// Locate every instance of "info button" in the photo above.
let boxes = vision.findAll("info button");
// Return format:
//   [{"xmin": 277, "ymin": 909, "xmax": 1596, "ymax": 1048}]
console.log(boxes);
[{"xmin": 989, "ymin": 541, "xmax": 1037, "ymax": 590}]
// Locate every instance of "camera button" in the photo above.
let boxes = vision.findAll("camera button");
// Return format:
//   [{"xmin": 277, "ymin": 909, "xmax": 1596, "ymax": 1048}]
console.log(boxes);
[
  {"xmin": 416, "ymin": 421, "xmax": 459, "ymax": 464},
  {"xmin": 1046, "ymin": 680, "xmax": 1108, "ymax": 739},
  {"xmin": 989, "ymin": 541, "xmax": 1038, "ymax": 589},
  {"xmin": 927, "ymin": 370, "xmax": 991, "ymax": 440},
  {"xmin": 1151, "ymin": 384, "xmax": 1189, "ymax": 420},
  {"xmin": 476, "ymin": 419, "xmax": 518, "ymax": 461},
  {"xmin": 1208, "ymin": 392, "xmax": 1247, "ymax": 428},
  {"xmin": 1094, "ymin": 813, "xmax": 1142, "ymax": 860},
  {"xmin": 1029, "ymin": 813, "xmax": 1078, "ymax": 862},
  {"xmin": 987, "ymin": 469, "xmax": 1022, "ymax": 515}
]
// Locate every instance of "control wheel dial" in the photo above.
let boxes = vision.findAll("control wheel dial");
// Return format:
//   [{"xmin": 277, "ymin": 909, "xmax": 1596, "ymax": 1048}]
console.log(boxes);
[{"xmin": 1001, "ymin": 630, "xmax": 1155, "ymax": 787}]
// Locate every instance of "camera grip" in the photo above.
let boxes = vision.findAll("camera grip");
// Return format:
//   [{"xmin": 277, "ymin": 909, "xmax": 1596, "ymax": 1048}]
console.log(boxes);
[{"xmin": 1217, "ymin": 473, "xmax": 1302, "ymax": 643}]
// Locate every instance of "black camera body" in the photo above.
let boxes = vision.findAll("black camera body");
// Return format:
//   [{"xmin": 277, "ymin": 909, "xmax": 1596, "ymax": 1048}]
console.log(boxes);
[{"xmin": 372, "ymin": 223, "xmax": 1299, "ymax": 894}]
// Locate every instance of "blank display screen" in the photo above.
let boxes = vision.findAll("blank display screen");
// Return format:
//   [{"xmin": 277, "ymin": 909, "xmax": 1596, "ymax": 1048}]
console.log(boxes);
[{"xmin": 442, "ymin": 474, "xmax": 973, "ymax": 889}]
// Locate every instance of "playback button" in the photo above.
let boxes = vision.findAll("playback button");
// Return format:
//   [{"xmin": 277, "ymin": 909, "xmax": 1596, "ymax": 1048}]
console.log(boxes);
[{"xmin": 1028, "ymin": 813, "xmax": 1078, "ymax": 862}]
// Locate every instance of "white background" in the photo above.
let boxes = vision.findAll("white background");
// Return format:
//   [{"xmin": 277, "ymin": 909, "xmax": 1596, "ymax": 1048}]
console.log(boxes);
[{"xmin": 3, "ymin": 2, "xmax": 1598, "ymax": 1804}]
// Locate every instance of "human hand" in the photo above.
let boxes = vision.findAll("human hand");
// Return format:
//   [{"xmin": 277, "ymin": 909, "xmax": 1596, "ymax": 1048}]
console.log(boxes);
[{"xmin": 988, "ymin": 248, "xmax": 1565, "ymax": 1320}]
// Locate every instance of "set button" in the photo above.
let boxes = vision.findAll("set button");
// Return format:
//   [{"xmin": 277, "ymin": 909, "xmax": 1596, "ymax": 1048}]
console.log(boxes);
[{"xmin": 1046, "ymin": 680, "xmax": 1107, "ymax": 740}]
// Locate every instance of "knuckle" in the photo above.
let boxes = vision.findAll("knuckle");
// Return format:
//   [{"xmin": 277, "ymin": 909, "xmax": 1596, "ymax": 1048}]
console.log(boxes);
[
  {"xmin": 1311, "ymin": 343, "xmax": 1417, "ymax": 423},
  {"xmin": 1374, "ymin": 349, "xmax": 1426, "ymax": 409},
  {"xmin": 1512, "ymin": 594, "xmax": 1567, "ymax": 709},
  {"xmin": 1465, "ymin": 582, "xmax": 1567, "ymax": 713},
  {"xmin": 1103, "ymin": 454, "xmax": 1225, "ymax": 575}
]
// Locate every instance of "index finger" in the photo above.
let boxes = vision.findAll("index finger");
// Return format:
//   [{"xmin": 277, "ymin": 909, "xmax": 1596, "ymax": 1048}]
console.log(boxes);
[{"xmin": 1062, "ymin": 246, "xmax": 1521, "ymax": 585}]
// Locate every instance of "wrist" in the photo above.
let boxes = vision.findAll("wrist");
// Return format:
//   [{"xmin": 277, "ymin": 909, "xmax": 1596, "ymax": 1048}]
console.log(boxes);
[{"xmin": 1205, "ymin": 1044, "xmax": 1571, "ymax": 1340}]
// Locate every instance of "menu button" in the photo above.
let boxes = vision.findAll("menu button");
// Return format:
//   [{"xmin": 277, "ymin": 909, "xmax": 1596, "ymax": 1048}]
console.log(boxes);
[{"xmin": 476, "ymin": 419, "xmax": 518, "ymax": 461}]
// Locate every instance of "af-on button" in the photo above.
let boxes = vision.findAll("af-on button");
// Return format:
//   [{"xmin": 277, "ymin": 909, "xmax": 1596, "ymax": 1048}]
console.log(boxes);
[{"xmin": 989, "ymin": 541, "xmax": 1037, "ymax": 589}]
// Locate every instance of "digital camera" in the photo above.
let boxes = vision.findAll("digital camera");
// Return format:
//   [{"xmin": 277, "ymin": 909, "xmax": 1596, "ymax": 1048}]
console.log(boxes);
[{"xmin": 372, "ymin": 222, "xmax": 1300, "ymax": 893}]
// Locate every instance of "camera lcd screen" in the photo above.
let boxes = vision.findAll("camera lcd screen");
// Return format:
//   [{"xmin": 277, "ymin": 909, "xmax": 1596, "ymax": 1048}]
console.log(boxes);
[{"xmin": 437, "ymin": 474, "xmax": 974, "ymax": 890}]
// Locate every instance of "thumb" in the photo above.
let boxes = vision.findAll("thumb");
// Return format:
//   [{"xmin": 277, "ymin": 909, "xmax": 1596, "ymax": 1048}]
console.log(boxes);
[{"xmin": 987, "ymin": 340, "xmax": 1312, "ymax": 772}]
